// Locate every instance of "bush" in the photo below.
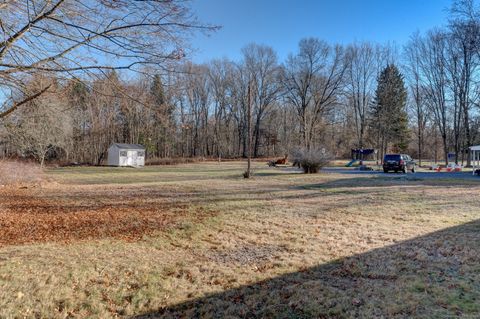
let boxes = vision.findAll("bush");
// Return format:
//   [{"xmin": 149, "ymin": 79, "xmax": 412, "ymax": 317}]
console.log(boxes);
[
  {"xmin": 145, "ymin": 157, "xmax": 204, "ymax": 166},
  {"xmin": 291, "ymin": 148, "xmax": 331, "ymax": 174},
  {"xmin": 0, "ymin": 160, "xmax": 44, "ymax": 186}
]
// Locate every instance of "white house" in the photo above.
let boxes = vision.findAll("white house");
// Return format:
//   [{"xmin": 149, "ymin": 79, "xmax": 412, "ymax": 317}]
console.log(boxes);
[{"xmin": 107, "ymin": 143, "xmax": 145, "ymax": 167}]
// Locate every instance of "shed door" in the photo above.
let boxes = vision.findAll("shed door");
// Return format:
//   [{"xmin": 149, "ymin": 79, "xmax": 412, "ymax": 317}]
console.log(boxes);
[
  {"xmin": 127, "ymin": 150, "xmax": 138, "ymax": 166},
  {"xmin": 119, "ymin": 150, "xmax": 128, "ymax": 166}
]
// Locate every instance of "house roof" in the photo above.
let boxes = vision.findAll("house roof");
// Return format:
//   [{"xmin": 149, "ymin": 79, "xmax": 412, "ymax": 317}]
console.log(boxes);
[
  {"xmin": 470, "ymin": 145, "xmax": 480, "ymax": 151},
  {"xmin": 111, "ymin": 143, "xmax": 145, "ymax": 150}
]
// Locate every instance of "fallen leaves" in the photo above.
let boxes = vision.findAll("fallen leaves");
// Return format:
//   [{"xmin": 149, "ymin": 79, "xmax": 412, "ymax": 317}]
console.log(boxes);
[{"xmin": 0, "ymin": 186, "xmax": 210, "ymax": 247}]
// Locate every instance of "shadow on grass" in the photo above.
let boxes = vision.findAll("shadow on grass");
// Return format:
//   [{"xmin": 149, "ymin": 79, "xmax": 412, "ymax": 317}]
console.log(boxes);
[
  {"xmin": 133, "ymin": 220, "xmax": 480, "ymax": 318},
  {"xmin": 297, "ymin": 175, "xmax": 480, "ymax": 192}
]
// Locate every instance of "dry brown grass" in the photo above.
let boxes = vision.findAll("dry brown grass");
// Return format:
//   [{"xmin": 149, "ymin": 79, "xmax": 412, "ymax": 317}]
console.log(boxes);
[
  {"xmin": 0, "ymin": 162, "xmax": 479, "ymax": 318},
  {"xmin": 0, "ymin": 160, "xmax": 44, "ymax": 186},
  {"xmin": 145, "ymin": 157, "xmax": 202, "ymax": 166}
]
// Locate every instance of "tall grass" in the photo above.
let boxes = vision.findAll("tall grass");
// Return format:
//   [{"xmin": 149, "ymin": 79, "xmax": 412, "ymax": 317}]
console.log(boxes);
[{"xmin": 0, "ymin": 160, "xmax": 44, "ymax": 185}]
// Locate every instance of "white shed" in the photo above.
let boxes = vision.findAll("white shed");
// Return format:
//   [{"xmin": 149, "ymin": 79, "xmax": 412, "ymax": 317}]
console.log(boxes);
[
  {"xmin": 471, "ymin": 145, "xmax": 480, "ymax": 175},
  {"xmin": 107, "ymin": 143, "xmax": 146, "ymax": 167}
]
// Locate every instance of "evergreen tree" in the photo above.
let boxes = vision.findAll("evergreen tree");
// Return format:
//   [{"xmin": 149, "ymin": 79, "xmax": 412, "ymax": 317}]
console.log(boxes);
[
  {"xmin": 150, "ymin": 74, "xmax": 166, "ymax": 107},
  {"xmin": 371, "ymin": 64, "xmax": 409, "ymax": 157},
  {"xmin": 150, "ymin": 74, "xmax": 175, "ymax": 157}
]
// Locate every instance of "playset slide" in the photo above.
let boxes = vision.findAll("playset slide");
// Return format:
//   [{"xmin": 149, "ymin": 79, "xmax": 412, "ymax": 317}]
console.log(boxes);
[{"xmin": 345, "ymin": 159, "xmax": 358, "ymax": 167}]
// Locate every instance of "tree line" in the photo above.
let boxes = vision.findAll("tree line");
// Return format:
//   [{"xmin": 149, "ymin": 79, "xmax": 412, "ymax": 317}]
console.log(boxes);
[{"xmin": 1, "ymin": 0, "xmax": 480, "ymax": 166}]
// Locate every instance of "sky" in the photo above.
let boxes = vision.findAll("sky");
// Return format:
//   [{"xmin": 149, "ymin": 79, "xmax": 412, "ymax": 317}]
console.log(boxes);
[{"xmin": 189, "ymin": 0, "xmax": 453, "ymax": 63}]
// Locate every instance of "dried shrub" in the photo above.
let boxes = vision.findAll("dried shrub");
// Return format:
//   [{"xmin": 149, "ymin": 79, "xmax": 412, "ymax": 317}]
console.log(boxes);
[
  {"xmin": 0, "ymin": 160, "xmax": 44, "ymax": 186},
  {"xmin": 291, "ymin": 148, "xmax": 331, "ymax": 174},
  {"xmin": 145, "ymin": 157, "xmax": 205, "ymax": 166}
]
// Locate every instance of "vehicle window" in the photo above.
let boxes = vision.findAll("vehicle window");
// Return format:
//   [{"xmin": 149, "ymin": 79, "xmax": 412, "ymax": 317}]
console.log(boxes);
[{"xmin": 384, "ymin": 155, "xmax": 400, "ymax": 161}]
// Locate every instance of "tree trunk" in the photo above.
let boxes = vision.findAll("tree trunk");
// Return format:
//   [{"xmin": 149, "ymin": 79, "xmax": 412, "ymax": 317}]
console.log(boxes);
[
  {"xmin": 442, "ymin": 133, "xmax": 448, "ymax": 165},
  {"xmin": 245, "ymin": 82, "xmax": 252, "ymax": 178},
  {"xmin": 464, "ymin": 109, "xmax": 472, "ymax": 167},
  {"xmin": 253, "ymin": 116, "xmax": 261, "ymax": 158}
]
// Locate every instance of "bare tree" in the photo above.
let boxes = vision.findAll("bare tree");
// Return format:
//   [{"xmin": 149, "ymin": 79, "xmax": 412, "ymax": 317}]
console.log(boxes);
[
  {"xmin": 208, "ymin": 59, "xmax": 235, "ymax": 158},
  {"xmin": 283, "ymin": 38, "xmax": 346, "ymax": 150},
  {"xmin": 448, "ymin": 0, "xmax": 480, "ymax": 165},
  {"xmin": 183, "ymin": 63, "xmax": 210, "ymax": 157},
  {"xmin": 242, "ymin": 44, "xmax": 282, "ymax": 157},
  {"xmin": 245, "ymin": 80, "xmax": 252, "ymax": 178},
  {"xmin": 416, "ymin": 30, "xmax": 451, "ymax": 165},
  {"xmin": 4, "ymin": 77, "xmax": 72, "ymax": 166},
  {"xmin": 0, "ymin": 0, "xmax": 215, "ymax": 118},
  {"xmin": 344, "ymin": 42, "xmax": 384, "ymax": 149},
  {"xmin": 228, "ymin": 63, "xmax": 250, "ymax": 157},
  {"xmin": 404, "ymin": 34, "xmax": 430, "ymax": 165}
]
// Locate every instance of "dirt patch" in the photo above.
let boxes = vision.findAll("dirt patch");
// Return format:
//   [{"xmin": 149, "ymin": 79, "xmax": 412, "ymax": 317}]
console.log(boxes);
[{"xmin": 0, "ymin": 186, "xmax": 212, "ymax": 247}]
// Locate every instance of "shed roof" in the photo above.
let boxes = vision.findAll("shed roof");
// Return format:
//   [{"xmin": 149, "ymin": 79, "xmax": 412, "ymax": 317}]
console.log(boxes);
[{"xmin": 111, "ymin": 143, "xmax": 145, "ymax": 150}]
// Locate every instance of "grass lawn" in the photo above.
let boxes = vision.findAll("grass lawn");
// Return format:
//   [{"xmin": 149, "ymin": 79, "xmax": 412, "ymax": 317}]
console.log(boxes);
[{"xmin": 1, "ymin": 162, "xmax": 480, "ymax": 318}]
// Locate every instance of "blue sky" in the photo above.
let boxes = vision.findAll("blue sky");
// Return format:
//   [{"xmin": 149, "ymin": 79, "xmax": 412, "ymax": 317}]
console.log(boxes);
[{"xmin": 190, "ymin": 0, "xmax": 452, "ymax": 63}]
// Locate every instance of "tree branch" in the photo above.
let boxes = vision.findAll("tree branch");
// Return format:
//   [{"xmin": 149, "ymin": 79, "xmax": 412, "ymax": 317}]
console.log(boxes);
[{"xmin": 0, "ymin": 85, "xmax": 51, "ymax": 118}]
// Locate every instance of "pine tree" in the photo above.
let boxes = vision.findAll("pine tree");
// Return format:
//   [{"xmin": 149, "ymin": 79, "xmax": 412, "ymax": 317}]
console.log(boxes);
[
  {"xmin": 150, "ymin": 74, "xmax": 174, "ymax": 157},
  {"xmin": 371, "ymin": 64, "xmax": 409, "ymax": 157},
  {"xmin": 150, "ymin": 74, "xmax": 166, "ymax": 107}
]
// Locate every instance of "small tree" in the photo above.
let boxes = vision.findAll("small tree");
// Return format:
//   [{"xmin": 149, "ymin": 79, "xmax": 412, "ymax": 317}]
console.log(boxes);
[{"xmin": 5, "ymin": 82, "xmax": 72, "ymax": 166}]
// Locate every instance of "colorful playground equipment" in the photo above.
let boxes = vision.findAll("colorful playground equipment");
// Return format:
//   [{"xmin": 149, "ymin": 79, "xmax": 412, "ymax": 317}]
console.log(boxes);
[
  {"xmin": 431, "ymin": 163, "xmax": 462, "ymax": 172},
  {"xmin": 446, "ymin": 163, "xmax": 462, "ymax": 172},
  {"xmin": 431, "ymin": 146, "xmax": 480, "ymax": 175},
  {"xmin": 470, "ymin": 145, "xmax": 480, "ymax": 176},
  {"xmin": 346, "ymin": 159, "xmax": 358, "ymax": 167}
]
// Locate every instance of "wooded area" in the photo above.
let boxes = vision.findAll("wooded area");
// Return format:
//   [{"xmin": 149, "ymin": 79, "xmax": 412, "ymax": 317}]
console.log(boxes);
[{"xmin": 1, "ymin": 0, "xmax": 480, "ymax": 166}]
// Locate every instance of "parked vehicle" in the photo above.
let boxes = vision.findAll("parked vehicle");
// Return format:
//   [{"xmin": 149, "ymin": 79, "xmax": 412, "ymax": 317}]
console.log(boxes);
[{"xmin": 383, "ymin": 154, "xmax": 416, "ymax": 173}]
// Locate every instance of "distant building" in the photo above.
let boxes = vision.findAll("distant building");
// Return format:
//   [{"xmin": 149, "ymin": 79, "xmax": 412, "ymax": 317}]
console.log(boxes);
[{"xmin": 107, "ymin": 143, "xmax": 145, "ymax": 167}]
